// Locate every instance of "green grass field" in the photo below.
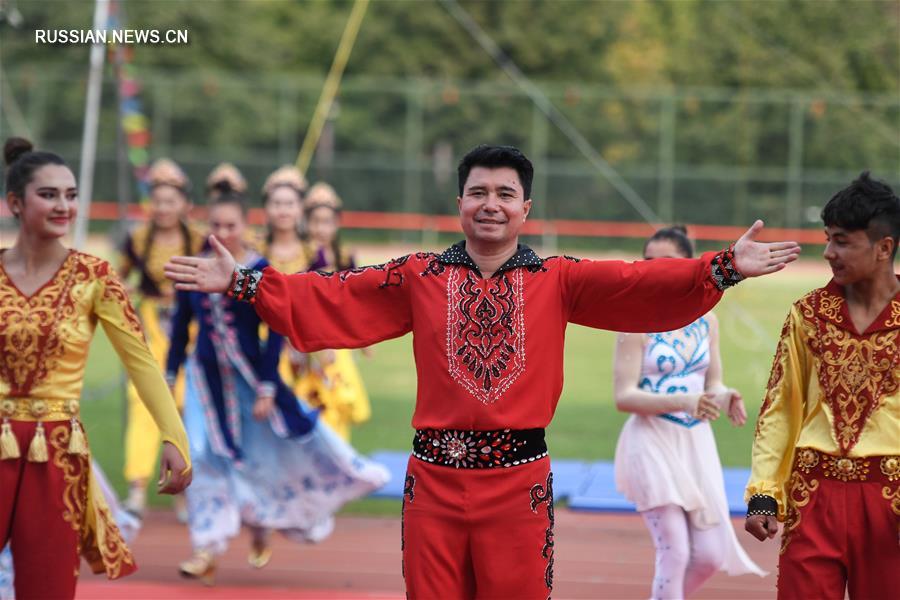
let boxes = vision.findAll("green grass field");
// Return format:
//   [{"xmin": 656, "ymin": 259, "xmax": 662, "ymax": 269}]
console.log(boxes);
[{"xmin": 77, "ymin": 244, "xmax": 831, "ymax": 514}]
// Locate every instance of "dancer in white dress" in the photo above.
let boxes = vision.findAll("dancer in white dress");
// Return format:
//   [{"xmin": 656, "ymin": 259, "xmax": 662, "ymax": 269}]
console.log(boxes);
[{"xmin": 613, "ymin": 226, "xmax": 766, "ymax": 599}]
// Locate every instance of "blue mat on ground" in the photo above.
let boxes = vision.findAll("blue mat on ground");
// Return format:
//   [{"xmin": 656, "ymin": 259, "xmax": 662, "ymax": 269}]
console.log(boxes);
[
  {"xmin": 367, "ymin": 451, "xmax": 590, "ymax": 501},
  {"xmin": 369, "ymin": 451, "xmax": 751, "ymax": 514},
  {"xmin": 568, "ymin": 461, "xmax": 752, "ymax": 516},
  {"xmin": 369, "ymin": 451, "xmax": 411, "ymax": 498}
]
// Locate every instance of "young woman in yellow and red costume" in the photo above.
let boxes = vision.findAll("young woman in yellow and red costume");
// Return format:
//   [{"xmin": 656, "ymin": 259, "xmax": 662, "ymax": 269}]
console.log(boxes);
[
  {"xmin": 258, "ymin": 166, "xmax": 315, "ymax": 388},
  {"xmin": 166, "ymin": 145, "xmax": 802, "ymax": 599},
  {"xmin": 0, "ymin": 138, "xmax": 191, "ymax": 600},
  {"xmin": 300, "ymin": 182, "xmax": 372, "ymax": 440},
  {"xmin": 745, "ymin": 172, "xmax": 900, "ymax": 600},
  {"xmin": 119, "ymin": 158, "xmax": 203, "ymax": 517}
]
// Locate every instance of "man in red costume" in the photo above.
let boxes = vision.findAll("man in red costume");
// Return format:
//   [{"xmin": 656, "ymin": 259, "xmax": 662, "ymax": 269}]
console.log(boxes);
[{"xmin": 167, "ymin": 145, "xmax": 800, "ymax": 599}]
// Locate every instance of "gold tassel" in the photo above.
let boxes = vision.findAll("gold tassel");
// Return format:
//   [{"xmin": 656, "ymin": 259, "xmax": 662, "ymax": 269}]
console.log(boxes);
[
  {"xmin": 27, "ymin": 422, "xmax": 48, "ymax": 463},
  {"xmin": 67, "ymin": 418, "xmax": 89, "ymax": 456},
  {"xmin": 0, "ymin": 419, "xmax": 20, "ymax": 460}
]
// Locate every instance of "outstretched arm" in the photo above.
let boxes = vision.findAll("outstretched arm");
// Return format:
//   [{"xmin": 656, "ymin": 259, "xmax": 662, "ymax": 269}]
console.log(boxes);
[
  {"xmin": 165, "ymin": 235, "xmax": 414, "ymax": 351},
  {"xmin": 566, "ymin": 221, "xmax": 801, "ymax": 332}
]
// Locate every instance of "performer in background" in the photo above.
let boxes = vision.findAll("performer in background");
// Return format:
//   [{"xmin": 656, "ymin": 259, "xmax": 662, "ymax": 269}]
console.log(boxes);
[
  {"xmin": 168, "ymin": 185, "xmax": 388, "ymax": 585},
  {"xmin": 1, "ymin": 138, "xmax": 190, "ymax": 599},
  {"xmin": 119, "ymin": 158, "xmax": 203, "ymax": 518},
  {"xmin": 258, "ymin": 166, "xmax": 316, "ymax": 395},
  {"xmin": 745, "ymin": 172, "xmax": 900, "ymax": 600},
  {"xmin": 206, "ymin": 162, "xmax": 247, "ymax": 202},
  {"xmin": 613, "ymin": 226, "xmax": 765, "ymax": 600},
  {"xmin": 166, "ymin": 145, "xmax": 799, "ymax": 599},
  {"xmin": 300, "ymin": 182, "xmax": 373, "ymax": 441},
  {"xmin": 261, "ymin": 165, "xmax": 311, "ymax": 275}
]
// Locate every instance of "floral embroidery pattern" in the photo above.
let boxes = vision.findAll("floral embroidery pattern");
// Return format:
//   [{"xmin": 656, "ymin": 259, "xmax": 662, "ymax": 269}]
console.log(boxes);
[
  {"xmin": 780, "ymin": 470, "xmax": 819, "ymax": 555},
  {"xmin": 888, "ymin": 300, "xmax": 900, "ymax": 328},
  {"xmin": 48, "ymin": 425, "xmax": 136, "ymax": 579},
  {"xmin": 817, "ymin": 292, "xmax": 844, "ymax": 323},
  {"xmin": 756, "ymin": 313, "xmax": 793, "ymax": 439},
  {"xmin": 446, "ymin": 268, "xmax": 525, "ymax": 404},
  {"xmin": 799, "ymin": 289, "xmax": 900, "ymax": 453},
  {"xmin": 100, "ymin": 268, "xmax": 144, "ymax": 338},
  {"xmin": 50, "ymin": 425, "xmax": 89, "ymax": 544},
  {"xmin": 400, "ymin": 474, "xmax": 416, "ymax": 582},
  {"xmin": 883, "ymin": 482, "xmax": 900, "ymax": 518},
  {"xmin": 401, "ymin": 475, "xmax": 415, "ymax": 552},
  {"xmin": 0, "ymin": 252, "xmax": 78, "ymax": 395},
  {"xmin": 419, "ymin": 253, "xmax": 446, "ymax": 278},
  {"xmin": 325, "ymin": 255, "xmax": 410, "ymax": 288},
  {"xmin": 529, "ymin": 472, "xmax": 554, "ymax": 596}
]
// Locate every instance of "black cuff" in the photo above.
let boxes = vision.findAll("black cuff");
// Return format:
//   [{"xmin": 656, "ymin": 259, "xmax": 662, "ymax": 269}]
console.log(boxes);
[
  {"xmin": 226, "ymin": 267, "xmax": 263, "ymax": 303},
  {"xmin": 746, "ymin": 494, "xmax": 778, "ymax": 518},
  {"xmin": 710, "ymin": 244, "xmax": 745, "ymax": 291}
]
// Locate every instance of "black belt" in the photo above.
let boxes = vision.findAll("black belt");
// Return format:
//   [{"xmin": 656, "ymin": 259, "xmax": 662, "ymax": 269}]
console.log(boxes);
[{"xmin": 412, "ymin": 428, "xmax": 547, "ymax": 469}]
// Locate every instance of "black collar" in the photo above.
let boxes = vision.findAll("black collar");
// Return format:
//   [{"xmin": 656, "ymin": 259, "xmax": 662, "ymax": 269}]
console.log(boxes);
[{"xmin": 437, "ymin": 241, "xmax": 543, "ymax": 277}]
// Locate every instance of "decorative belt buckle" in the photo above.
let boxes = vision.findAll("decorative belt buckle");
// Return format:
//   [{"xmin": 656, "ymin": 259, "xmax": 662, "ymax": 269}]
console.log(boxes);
[
  {"xmin": 29, "ymin": 399, "xmax": 48, "ymax": 419},
  {"xmin": 882, "ymin": 456, "xmax": 900, "ymax": 482},
  {"xmin": 0, "ymin": 399, "xmax": 14, "ymax": 418},
  {"xmin": 796, "ymin": 448, "xmax": 819, "ymax": 473},
  {"xmin": 836, "ymin": 458, "xmax": 855, "ymax": 477}
]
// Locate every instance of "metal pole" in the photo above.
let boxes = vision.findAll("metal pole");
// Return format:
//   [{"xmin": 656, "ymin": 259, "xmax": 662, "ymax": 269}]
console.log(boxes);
[
  {"xmin": 786, "ymin": 98, "xmax": 806, "ymax": 228},
  {"xmin": 73, "ymin": 0, "xmax": 110, "ymax": 250},
  {"xmin": 658, "ymin": 95, "xmax": 676, "ymax": 223},
  {"xmin": 295, "ymin": 0, "xmax": 370, "ymax": 174},
  {"xmin": 530, "ymin": 103, "xmax": 552, "ymax": 253},
  {"xmin": 114, "ymin": 38, "xmax": 131, "ymax": 239},
  {"xmin": 403, "ymin": 82, "xmax": 424, "ymax": 242}
]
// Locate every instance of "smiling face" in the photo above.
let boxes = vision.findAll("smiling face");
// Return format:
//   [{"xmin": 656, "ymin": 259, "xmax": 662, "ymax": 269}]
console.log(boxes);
[
  {"xmin": 823, "ymin": 225, "xmax": 892, "ymax": 285},
  {"xmin": 265, "ymin": 185, "xmax": 304, "ymax": 234},
  {"xmin": 457, "ymin": 166, "xmax": 532, "ymax": 246},
  {"xmin": 7, "ymin": 164, "xmax": 78, "ymax": 240}
]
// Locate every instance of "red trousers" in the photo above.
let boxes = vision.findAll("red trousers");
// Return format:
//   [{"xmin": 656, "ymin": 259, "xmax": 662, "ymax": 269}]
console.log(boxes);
[
  {"xmin": 1, "ymin": 420, "xmax": 87, "ymax": 600},
  {"xmin": 402, "ymin": 456, "xmax": 554, "ymax": 600},
  {"xmin": 778, "ymin": 451, "xmax": 900, "ymax": 600}
]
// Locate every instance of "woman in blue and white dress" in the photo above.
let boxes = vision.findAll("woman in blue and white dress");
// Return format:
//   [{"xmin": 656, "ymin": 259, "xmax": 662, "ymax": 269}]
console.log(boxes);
[
  {"xmin": 166, "ymin": 183, "xmax": 389, "ymax": 584},
  {"xmin": 613, "ymin": 226, "xmax": 765, "ymax": 600}
]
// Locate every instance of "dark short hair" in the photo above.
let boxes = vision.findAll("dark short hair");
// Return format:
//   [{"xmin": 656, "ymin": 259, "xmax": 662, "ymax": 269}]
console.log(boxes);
[
  {"xmin": 209, "ymin": 180, "xmax": 247, "ymax": 215},
  {"xmin": 4, "ymin": 137, "xmax": 68, "ymax": 199},
  {"xmin": 645, "ymin": 225, "xmax": 694, "ymax": 258},
  {"xmin": 822, "ymin": 171, "xmax": 900, "ymax": 257},
  {"xmin": 457, "ymin": 145, "xmax": 534, "ymax": 200}
]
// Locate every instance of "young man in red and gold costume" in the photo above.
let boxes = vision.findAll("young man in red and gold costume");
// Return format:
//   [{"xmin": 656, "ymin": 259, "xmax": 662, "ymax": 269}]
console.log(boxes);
[
  {"xmin": 1, "ymin": 137, "xmax": 191, "ymax": 599},
  {"xmin": 745, "ymin": 172, "xmax": 900, "ymax": 600},
  {"xmin": 167, "ymin": 145, "xmax": 800, "ymax": 599}
]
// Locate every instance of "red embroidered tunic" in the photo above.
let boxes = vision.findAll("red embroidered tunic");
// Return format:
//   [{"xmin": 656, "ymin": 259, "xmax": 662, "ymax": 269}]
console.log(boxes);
[{"xmin": 245, "ymin": 243, "xmax": 735, "ymax": 431}]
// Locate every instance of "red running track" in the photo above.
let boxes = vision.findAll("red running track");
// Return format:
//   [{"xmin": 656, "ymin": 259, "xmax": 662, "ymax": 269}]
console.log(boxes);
[{"xmin": 76, "ymin": 509, "xmax": 779, "ymax": 599}]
